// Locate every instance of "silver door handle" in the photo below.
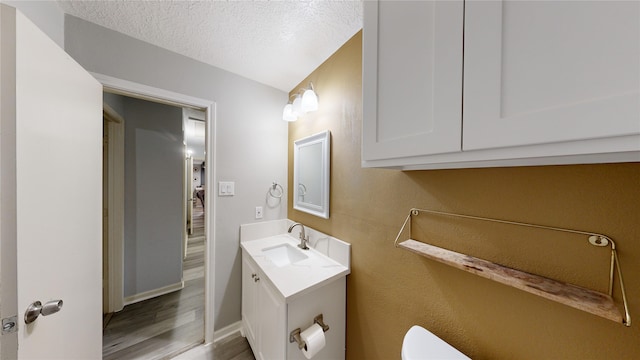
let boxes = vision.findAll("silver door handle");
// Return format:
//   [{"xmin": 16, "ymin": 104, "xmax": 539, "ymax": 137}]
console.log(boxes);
[
  {"xmin": 24, "ymin": 301, "xmax": 42, "ymax": 324},
  {"xmin": 24, "ymin": 300, "xmax": 63, "ymax": 324}
]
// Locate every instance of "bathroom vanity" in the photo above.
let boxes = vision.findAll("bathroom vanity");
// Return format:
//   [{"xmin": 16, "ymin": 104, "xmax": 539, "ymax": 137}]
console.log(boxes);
[{"xmin": 240, "ymin": 220, "xmax": 350, "ymax": 360}]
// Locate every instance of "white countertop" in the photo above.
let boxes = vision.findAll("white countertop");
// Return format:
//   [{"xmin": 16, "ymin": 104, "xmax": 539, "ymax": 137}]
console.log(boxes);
[{"xmin": 241, "ymin": 233, "xmax": 350, "ymax": 302}]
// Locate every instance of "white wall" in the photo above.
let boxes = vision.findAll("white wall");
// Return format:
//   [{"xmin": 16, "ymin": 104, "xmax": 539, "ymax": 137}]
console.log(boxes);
[
  {"xmin": 183, "ymin": 108, "xmax": 206, "ymax": 162},
  {"xmin": 193, "ymin": 164, "xmax": 203, "ymax": 188},
  {"xmin": 64, "ymin": 15, "xmax": 288, "ymax": 329},
  {"xmin": 123, "ymin": 97, "xmax": 184, "ymax": 298},
  {"xmin": 1, "ymin": 1, "xmax": 64, "ymax": 47}
]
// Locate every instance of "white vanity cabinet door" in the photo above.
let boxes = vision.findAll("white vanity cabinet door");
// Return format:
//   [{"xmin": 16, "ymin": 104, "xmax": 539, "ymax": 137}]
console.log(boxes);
[
  {"xmin": 362, "ymin": 0, "xmax": 464, "ymax": 163},
  {"xmin": 463, "ymin": 0, "xmax": 640, "ymax": 151},
  {"xmin": 257, "ymin": 279, "xmax": 286, "ymax": 360},
  {"xmin": 242, "ymin": 253, "xmax": 286, "ymax": 360},
  {"xmin": 241, "ymin": 255, "xmax": 259, "ymax": 347}
]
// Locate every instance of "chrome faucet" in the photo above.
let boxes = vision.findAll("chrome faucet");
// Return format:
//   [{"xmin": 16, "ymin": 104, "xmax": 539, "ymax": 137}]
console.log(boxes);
[{"xmin": 288, "ymin": 223, "xmax": 309, "ymax": 250}]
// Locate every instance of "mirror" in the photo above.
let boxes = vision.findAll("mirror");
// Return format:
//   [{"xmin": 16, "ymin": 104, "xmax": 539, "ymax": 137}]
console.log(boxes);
[{"xmin": 293, "ymin": 130, "xmax": 330, "ymax": 218}]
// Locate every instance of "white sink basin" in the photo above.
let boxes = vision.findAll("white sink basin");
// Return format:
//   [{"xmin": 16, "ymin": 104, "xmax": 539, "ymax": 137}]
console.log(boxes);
[{"xmin": 262, "ymin": 243, "xmax": 308, "ymax": 267}]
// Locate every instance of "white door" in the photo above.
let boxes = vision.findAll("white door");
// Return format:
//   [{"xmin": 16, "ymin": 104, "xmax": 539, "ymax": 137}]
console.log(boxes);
[
  {"xmin": 187, "ymin": 156, "xmax": 194, "ymax": 236},
  {"xmin": 362, "ymin": 0, "xmax": 463, "ymax": 162},
  {"xmin": 183, "ymin": 155, "xmax": 193, "ymax": 258},
  {"xmin": 463, "ymin": 0, "xmax": 640, "ymax": 151},
  {"xmin": 0, "ymin": 5, "xmax": 102, "ymax": 359}
]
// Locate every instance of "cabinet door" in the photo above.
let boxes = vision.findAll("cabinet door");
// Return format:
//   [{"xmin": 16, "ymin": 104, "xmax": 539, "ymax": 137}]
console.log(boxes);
[
  {"xmin": 463, "ymin": 0, "xmax": 640, "ymax": 151},
  {"xmin": 241, "ymin": 256, "xmax": 258, "ymax": 345},
  {"xmin": 257, "ymin": 280, "xmax": 286, "ymax": 360},
  {"xmin": 362, "ymin": 0, "xmax": 463, "ymax": 162}
]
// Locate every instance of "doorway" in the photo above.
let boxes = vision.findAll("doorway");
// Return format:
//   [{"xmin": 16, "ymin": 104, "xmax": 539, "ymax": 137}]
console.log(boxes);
[
  {"xmin": 97, "ymin": 74, "xmax": 215, "ymax": 358},
  {"xmin": 184, "ymin": 109, "xmax": 206, "ymax": 254}
]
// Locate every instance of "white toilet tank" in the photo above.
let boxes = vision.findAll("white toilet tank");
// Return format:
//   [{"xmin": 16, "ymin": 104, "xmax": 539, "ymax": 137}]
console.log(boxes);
[{"xmin": 401, "ymin": 325, "xmax": 470, "ymax": 360}]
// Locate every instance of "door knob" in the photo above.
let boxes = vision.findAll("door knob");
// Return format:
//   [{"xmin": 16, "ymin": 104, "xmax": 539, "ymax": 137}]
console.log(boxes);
[
  {"xmin": 41, "ymin": 300, "xmax": 63, "ymax": 316},
  {"xmin": 24, "ymin": 301, "xmax": 42, "ymax": 324},
  {"xmin": 24, "ymin": 300, "xmax": 63, "ymax": 324}
]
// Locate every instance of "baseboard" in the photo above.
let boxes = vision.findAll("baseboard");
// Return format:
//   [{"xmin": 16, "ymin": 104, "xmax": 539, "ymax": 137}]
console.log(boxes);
[
  {"xmin": 123, "ymin": 281, "xmax": 184, "ymax": 306},
  {"xmin": 213, "ymin": 321, "xmax": 243, "ymax": 342}
]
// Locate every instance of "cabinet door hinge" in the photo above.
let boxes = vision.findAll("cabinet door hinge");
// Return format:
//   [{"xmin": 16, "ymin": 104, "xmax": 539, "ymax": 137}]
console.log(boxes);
[{"xmin": 2, "ymin": 316, "xmax": 18, "ymax": 334}]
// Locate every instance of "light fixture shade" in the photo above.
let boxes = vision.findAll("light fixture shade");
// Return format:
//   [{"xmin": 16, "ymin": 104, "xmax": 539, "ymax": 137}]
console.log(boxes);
[
  {"xmin": 301, "ymin": 89, "xmax": 318, "ymax": 112},
  {"xmin": 292, "ymin": 95, "xmax": 303, "ymax": 117},
  {"xmin": 282, "ymin": 103, "xmax": 296, "ymax": 122}
]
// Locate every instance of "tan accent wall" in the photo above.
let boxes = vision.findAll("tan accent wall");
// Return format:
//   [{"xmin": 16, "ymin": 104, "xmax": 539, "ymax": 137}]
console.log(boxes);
[{"xmin": 288, "ymin": 31, "xmax": 640, "ymax": 359}]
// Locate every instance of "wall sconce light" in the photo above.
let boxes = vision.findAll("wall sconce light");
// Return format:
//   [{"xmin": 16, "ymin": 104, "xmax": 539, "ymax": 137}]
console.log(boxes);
[
  {"xmin": 301, "ymin": 85, "xmax": 318, "ymax": 113},
  {"xmin": 282, "ymin": 83, "xmax": 318, "ymax": 122},
  {"xmin": 283, "ymin": 103, "xmax": 296, "ymax": 122}
]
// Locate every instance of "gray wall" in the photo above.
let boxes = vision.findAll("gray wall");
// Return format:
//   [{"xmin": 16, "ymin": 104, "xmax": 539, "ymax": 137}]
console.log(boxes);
[
  {"xmin": 1, "ymin": 1, "xmax": 64, "ymax": 47},
  {"xmin": 123, "ymin": 97, "xmax": 184, "ymax": 298},
  {"xmin": 64, "ymin": 15, "xmax": 288, "ymax": 329},
  {"xmin": 104, "ymin": 92, "xmax": 125, "ymax": 117}
]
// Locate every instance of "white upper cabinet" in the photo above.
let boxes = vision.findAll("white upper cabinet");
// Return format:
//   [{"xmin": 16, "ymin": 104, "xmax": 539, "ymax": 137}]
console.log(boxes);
[
  {"xmin": 362, "ymin": 0, "xmax": 463, "ymax": 161},
  {"xmin": 463, "ymin": 0, "xmax": 640, "ymax": 151},
  {"xmin": 362, "ymin": 0, "xmax": 640, "ymax": 170}
]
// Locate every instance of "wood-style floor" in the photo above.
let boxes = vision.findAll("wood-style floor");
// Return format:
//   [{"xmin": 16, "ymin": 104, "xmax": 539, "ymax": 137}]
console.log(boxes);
[
  {"xmin": 103, "ymin": 203, "xmax": 206, "ymax": 359},
  {"xmin": 171, "ymin": 332, "xmax": 255, "ymax": 360}
]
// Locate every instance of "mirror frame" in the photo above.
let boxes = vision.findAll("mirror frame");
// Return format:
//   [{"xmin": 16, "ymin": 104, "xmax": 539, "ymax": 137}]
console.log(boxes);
[{"xmin": 293, "ymin": 130, "xmax": 330, "ymax": 219}]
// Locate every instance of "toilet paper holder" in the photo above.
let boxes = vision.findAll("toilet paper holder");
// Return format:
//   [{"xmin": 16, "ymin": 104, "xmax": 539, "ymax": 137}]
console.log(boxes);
[{"xmin": 289, "ymin": 314, "xmax": 330, "ymax": 350}]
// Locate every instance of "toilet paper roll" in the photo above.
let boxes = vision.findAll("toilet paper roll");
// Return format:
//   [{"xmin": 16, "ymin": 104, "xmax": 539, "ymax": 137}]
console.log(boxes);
[{"xmin": 300, "ymin": 323, "xmax": 326, "ymax": 359}]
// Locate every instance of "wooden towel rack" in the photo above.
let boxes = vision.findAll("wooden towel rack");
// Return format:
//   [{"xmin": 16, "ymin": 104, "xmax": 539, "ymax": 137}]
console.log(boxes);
[{"xmin": 394, "ymin": 208, "xmax": 631, "ymax": 327}]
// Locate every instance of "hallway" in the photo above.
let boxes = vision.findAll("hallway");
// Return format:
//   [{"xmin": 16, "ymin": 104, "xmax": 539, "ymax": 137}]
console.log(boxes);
[{"xmin": 102, "ymin": 202, "xmax": 205, "ymax": 359}]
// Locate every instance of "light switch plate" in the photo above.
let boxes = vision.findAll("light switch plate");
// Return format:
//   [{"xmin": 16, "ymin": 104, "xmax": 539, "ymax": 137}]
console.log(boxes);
[
  {"xmin": 218, "ymin": 181, "xmax": 235, "ymax": 196},
  {"xmin": 255, "ymin": 206, "xmax": 263, "ymax": 219}
]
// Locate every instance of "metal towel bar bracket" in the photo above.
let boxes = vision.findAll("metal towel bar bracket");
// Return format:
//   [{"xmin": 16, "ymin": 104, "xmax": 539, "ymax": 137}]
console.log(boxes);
[{"xmin": 394, "ymin": 208, "xmax": 631, "ymax": 327}]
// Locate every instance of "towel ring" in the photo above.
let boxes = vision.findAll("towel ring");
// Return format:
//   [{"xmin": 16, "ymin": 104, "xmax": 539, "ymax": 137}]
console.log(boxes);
[{"xmin": 269, "ymin": 182, "xmax": 284, "ymax": 198}]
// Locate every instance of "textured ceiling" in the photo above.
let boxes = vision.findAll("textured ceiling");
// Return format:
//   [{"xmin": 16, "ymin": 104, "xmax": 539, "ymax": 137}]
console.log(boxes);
[{"xmin": 57, "ymin": 0, "xmax": 363, "ymax": 92}]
